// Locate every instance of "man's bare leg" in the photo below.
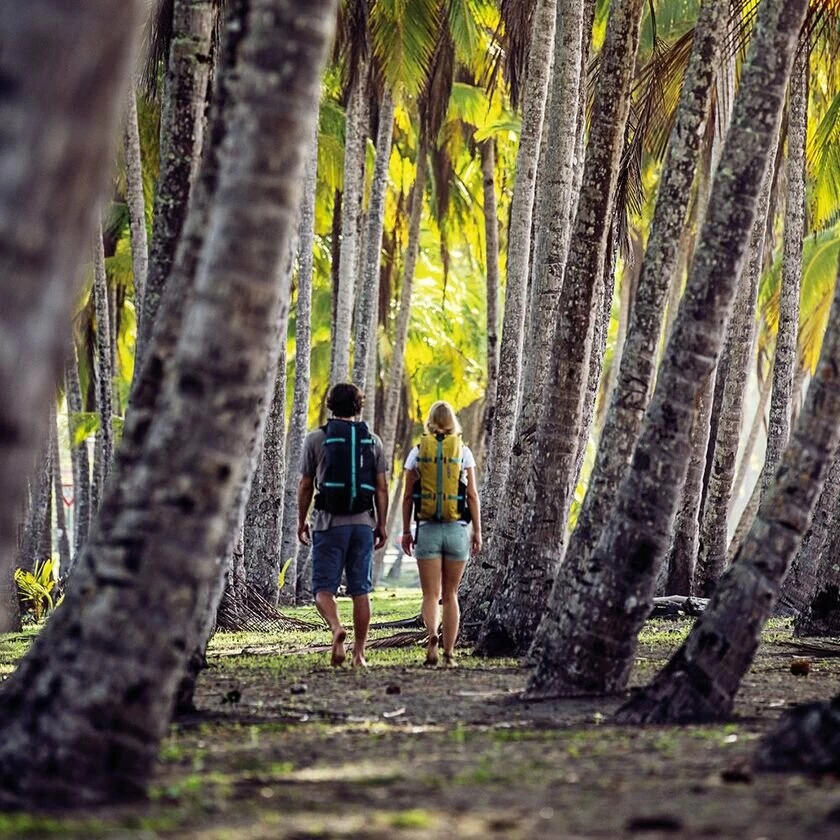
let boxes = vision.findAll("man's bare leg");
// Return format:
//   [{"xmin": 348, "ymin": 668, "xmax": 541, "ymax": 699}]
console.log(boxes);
[
  {"xmin": 351, "ymin": 594, "xmax": 370, "ymax": 667},
  {"xmin": 315, "ymin": 590, "xmax": 346, "ymax": 666}
]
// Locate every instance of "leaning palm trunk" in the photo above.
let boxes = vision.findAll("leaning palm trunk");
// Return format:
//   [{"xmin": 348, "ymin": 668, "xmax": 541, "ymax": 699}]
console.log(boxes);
[
  {"xmin": 526, "ymin": 0, "xmax": 809, "ymax": 698},
  {"xmin": 380, "ymin": 129, "xmax": 428, "ymax": 469},
  {"xmin": 480, "ymin": 139, "xmax": 501, "ymax": 456},
  {"xmin": 65, "ymin": 346, "xmax": 91, "ymax": 560},
  {"xmin": 330, "ymin": 66, "xmax": 368, "ymax": 386},
  {"xmin": 93, "ymin": 222, "xmax": 114, "ymax": 502},
  {"xmin": 695, "ymin": 173, "xmax": 771, "ymax": 596},
  {"xmin": 278, "ymin": 134, "xmax": 318, "ymax": 605},
  {"xmin": 0, "ymin": 0, "xmax": 334, "ymax": 806},
  {"xmin": 123, "ymin": 87, "xmax": 149, "ymax": 322},
  {"xmin": 734, "ymin": 362, "xmax": 773, "ymax": 500},
  {"xmin": 474, "ymin": 0, "xmax": 646, "ymax": 657},
  {"xmin": 777, "ymin": 452, "xmax": 840, "ymax": 618},
  {"xmin": 461, "ymin": 0, "xmax": 585, "ymax": 623},
  {"xmin": 134, "ymin": 0, "xmax": 215, "ymax": 371},
  {"xmin": 618, "ymin": 260, "xmax": 840, "ymax": 724},
  {"xmin": 480, "ymin": 0, "xmax": 557, "ymax": 533},
  {"xmin": 758, "ymin": 50, "xmax": 808, "ymax": 504},
  {"xmin": 353, "ymin": 88, "xmax": 395, "ymax": 396}
]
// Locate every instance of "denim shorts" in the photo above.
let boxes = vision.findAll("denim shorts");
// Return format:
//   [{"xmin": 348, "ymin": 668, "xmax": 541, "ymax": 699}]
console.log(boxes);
[
  {"xmin": 414, "ymin": 521, "xmax": 470, "ymax": 562},
  {"xmin": 312, "ymin": 525, "xmax": 374, "ymax": 596}
]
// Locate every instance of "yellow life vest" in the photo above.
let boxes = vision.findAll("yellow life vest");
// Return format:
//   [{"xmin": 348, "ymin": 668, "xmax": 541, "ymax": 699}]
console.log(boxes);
[{"xmin": 413, "ymin": 433, "xmax": 467, "ymax": 522}]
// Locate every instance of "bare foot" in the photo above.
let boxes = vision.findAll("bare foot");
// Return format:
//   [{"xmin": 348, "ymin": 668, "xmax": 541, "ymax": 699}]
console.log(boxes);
[
  {"xmin": 425, "ymin": 634, "xmax": 439, "ymax": 666},
  {"xmin": 331, "ymin": 628, "xmax": 347, "ymax": 667},
  {"xmin": 352, "ymin": 654, "xmax": 367, "ymax": 668},
  {"xmin": 442, "ymin": 651, "xmax": 457, "ymax": 668}
]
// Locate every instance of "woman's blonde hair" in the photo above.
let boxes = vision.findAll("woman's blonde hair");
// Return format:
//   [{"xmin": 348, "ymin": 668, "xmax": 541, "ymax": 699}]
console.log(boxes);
[{"xmin": 424, "ymin": 400, "xmax": 461, "ymax": 436}]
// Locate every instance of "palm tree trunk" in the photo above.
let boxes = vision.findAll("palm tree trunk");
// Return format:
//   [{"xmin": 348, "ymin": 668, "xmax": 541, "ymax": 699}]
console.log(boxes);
[
  {"xmin": 695, "ymin": 174, "xmax": 771, "ymax": 596},
  {"xmin": 135, "ymin": 0, "xmax": 215, "ymax": 371},
  {"xmin": 758, "ymin": 49, "xmax": 808, "ymax": 503},
  {"xmin": 480, "ymin": 0, "xmax": 557, "ymax": 533},
  {"xmin": 0, "ymin": 0, "xmax": 334, "ymax": 805},
  {"xmin": 330, "ymin": 66, "xmax": 368, "ymax": 386},
  {"xmin": 51, "ymin": 402, "xmax": 71, "ymax": 574},
  {"xmin": 480, "ymin": 139, "xmax": 501, "ymax": 454},
  {"xmin": 65, "ymin": 346, "xmax": 91, "ymax": 562},
  {"xmin": 18, "ymin": 422, "xmax": 53, "ymax": 574},
  {"xmin": 93, "ymin": 223, "xmax": 114, "ymax": 506},
  {"xmin": 733, "ymin": 362, "xmax": 772, "ymax": 502},
  {"xmin": 353, "ymin": 88, "xmax": 394, "ymax": 396},
  {"xmin": 0, "ymin": 0, "xmax": 139, "ymax": 632},
  {"xmin": 461, "ymin": 0, "xmax": 585, "ymax": 626},
  {"xmin": 278, "ymin": 134, "xmax": 318, "ymax": 606},
  {"xmin": 380, "ymin": 129, "xmax": 428, "ymax": 469},
  {"xmin": 123, "ymin": 87, "xmax": 149, "ymax": 326},
  {"xmin": 618, "ymin": 260, "xmax": 840, "ymax": 724},
  {"xmin": 474, "ymin": 0, "xmax": 647, "ymax": 658},
  {"xmin": 777, "ymin": 450, "xmax": 840, "ymax": 618},
  {"xmin": 526, "ymin": 0, "xmax": 809, "ymax": 698}
]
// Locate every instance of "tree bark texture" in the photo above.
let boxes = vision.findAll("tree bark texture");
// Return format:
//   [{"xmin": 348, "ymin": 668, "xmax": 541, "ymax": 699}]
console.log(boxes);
[
  {"xmin": 758, "ymin": 49, "xmax": 808, "ymax": 503},
  {"xmin": 353, "ymin": 88, "xmax": 394, "ymax": 396},
  {"xmin": 526, "ymin": 0, "xmax": 809, "ymax": 698},
  {"xmin": 479, "ymin": 0, "xmax": 557, "ymax": 534},
  {"xmin": 0, "ymin": 0, "xmax": 334, "ymax": 805},
  {"xmin": 124, "ymin": 87, "xmax": 149, "ymax": 324},
  {"xmin": 0, "ymin": 0, "xmax": 140, "ymax": 632},
  {"xmin": 617, "ymin": 259, "xmax": 840, "ymax": 724},
  {"xmin": 461, "ymin": 0, "xmax": 585, "ymax": 623},
  {"xmin": 135, "ymin": 0, "xmax": 214, "ymax": 371},
  {"xmin": 279, "ymin": 133, "xmax": 318, "ymax": 605},
  {"xmin": 93, "ymin": 223, "xmax": 115, "ymax": 503},
  {"xmin": 733, "ymin": 364, "xmax": 773, "ymax": 504},
  {"xmin": 380, "ymin": 130, "xmax": 428, "ymax": 469},
  {"xmin": 18, "ymin": 421, "xmax": 52, "ymax": 574},
  {"xmin": 65, "ymin": 346, "xmax": 91, "ymax": 562},
  {"xmin": 779, "ymin": 451, "xmax": 840, "ymax": 618},
  {"xmin": 695, "ymin": 174, "xmax": 771, "ymax": 596},
  {"xmin": 481, "ymin": 139, "xmax": 501, "ymax": 454},
  {"xmin": 330, "ymin": 68, "xmax": 368, "ymax": 386},
  {"xmin": 474, "ymin": 0, "xmax": 646, "ymax": 657}
]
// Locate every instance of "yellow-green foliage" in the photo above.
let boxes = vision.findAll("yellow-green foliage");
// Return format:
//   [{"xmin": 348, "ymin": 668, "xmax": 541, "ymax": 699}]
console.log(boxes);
[{"xmin": 15, "ymin": 558, "xmax": 58, "ymax": 622}]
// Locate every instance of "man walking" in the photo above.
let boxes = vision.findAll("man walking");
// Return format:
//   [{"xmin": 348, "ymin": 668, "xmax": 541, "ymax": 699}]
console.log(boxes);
[{"xmin": 297, "ymin": 383, "xmax": 388, "ymax": 666}]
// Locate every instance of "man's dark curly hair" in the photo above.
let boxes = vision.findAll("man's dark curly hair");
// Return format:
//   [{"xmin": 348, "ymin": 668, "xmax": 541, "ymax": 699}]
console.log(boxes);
[{"xmin": 327, "ymin": 382, "xmax": 364, "ymax": 418}]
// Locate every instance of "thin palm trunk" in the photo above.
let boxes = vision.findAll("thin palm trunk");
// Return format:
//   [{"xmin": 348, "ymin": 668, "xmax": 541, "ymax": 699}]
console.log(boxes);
[
  {"xmin": 51, "ymin": 402, "xmax": 71, "ymax": 573},
  {"xmin": 461, "ymin": 0, "xmax": 585, "ymax": 624},
  {"xmin": 380, "ymin": 129, "xmax": 428, "ymax": 469},
  {"xmin": 93, "ymin": 223, "xmax": 114, "ymax": 505},
  {"xmin": 65, "ymin": 346, "xmax": 91, "ymax": 561},
  {"xmin": 18, "ymin": 423, "xmax": 53, "ymax": 574},
  {"xmin": 123, "ymin": 87, "xmax": 149, "ymax": 325},
  {"xmin": 734, "ymin": 362, "xmax": 772, "ymax": 502},
  {"xmin": 353, "ymin": 88, "xmax": 394, "ymax": 396},
  {"xmin": 758, "ymin": 50, "xmax": 808, "ymax": 503},
  {"xmin": 330, "ymin": 67, "xmax": 368, "ymax": 386},
  {"xmin": 278, "ymin": 133, "xmax": 318, "ymax": 605},
  {"xmin": 135, "ymin": 0, "xmax": 215, "ymax": 372},
  {"xmin": 0, "ymin": 0, "xmax": 334, "ymax": 804},
  {"xmin": 526, "ymin": 0, "xmax": 809, "ymax": 698},
  {"xmin": 695, "ymin": 174, "xmax": 771, "ymax": 596},
  {"xmin": 480, "ymin": 139, "xmax": 501, "ymax": 453},
  {"xmin": 619, "ymin": 259, "xmax": 840, "ymax": 724},
  {"xmin": 475, "ymin": 0, "xmax": 646, "ymax": 657},
  {"xmin": 480, "ymin": 0, "xmax": 557, "ymax": 532}
]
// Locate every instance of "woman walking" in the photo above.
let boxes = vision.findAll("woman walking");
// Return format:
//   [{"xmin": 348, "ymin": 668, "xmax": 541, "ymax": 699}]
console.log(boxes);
[{"xmin": 401, "ymin": 401, "xmax": 482, "ymax": 665}]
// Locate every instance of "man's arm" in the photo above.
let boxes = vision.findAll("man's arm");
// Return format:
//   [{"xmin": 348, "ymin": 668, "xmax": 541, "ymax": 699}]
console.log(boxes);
[
  {"xmin": 401, "ymin": 470, "xmax": 417, "ymax": 557},
  {"xmin": 297, "ymin": 475, "xmax": 314, "ymax": 545},
  {"xmin": 373, "ymin": 471, "xmax": 388, "ymax": 550}
]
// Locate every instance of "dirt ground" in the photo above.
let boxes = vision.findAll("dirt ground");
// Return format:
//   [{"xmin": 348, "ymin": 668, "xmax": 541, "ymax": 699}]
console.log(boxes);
[{"xmin": 2, "ymin": 590, "xmax": 840, "ymax": 839}]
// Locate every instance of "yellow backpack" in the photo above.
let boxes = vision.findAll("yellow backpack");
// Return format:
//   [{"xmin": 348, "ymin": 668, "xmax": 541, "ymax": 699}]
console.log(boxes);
[{"xmin": 413, "ymin": 433, "xmax": 468, "ymax": 522}]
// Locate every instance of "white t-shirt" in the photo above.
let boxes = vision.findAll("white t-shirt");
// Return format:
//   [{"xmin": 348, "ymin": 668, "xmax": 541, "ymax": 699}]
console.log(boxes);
[{"xmin": 404, "ymin": 444, "xmax": 476, "ymax": 472}]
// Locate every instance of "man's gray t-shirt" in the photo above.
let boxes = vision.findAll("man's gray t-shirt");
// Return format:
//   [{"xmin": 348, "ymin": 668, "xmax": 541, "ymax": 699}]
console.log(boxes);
[{"xmin": 301, "ymin": 427, "xmax": 387, "ymax": 531}]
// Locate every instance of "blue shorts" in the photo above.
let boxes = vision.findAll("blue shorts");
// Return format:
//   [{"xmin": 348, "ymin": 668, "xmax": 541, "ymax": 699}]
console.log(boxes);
[
  {"xmin": 312, "ymin": 525, "xmax": 374, "ymax": 596},
  {"xmin": 414, "ymin": 521, "xmax": 470, "ymax": 562}
]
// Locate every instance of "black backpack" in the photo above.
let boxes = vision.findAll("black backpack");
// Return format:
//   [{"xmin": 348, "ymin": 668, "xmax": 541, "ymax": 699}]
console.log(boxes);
[{"xmin": 314, "ymin": 419, "xmax": 377, "ymax": 515}]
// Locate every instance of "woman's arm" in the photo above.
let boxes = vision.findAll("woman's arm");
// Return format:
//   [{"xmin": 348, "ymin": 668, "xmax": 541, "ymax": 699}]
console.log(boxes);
[
  {"xmin": 465, "ymin": 467, "xmax": 482, "ymax": 554},
  {"xmin": 401, "ymin": 470, "xmax": 418, "ymax": 556}
]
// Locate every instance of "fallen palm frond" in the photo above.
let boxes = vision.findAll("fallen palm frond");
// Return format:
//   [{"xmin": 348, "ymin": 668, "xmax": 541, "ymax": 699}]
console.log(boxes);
[
  {"xmin": 216, "ymin": 585, "xmax": 322, "ymax": 633},
  {"xmin": 776, "ymin": 639, "xmax": 840, "ymax": 657}
]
